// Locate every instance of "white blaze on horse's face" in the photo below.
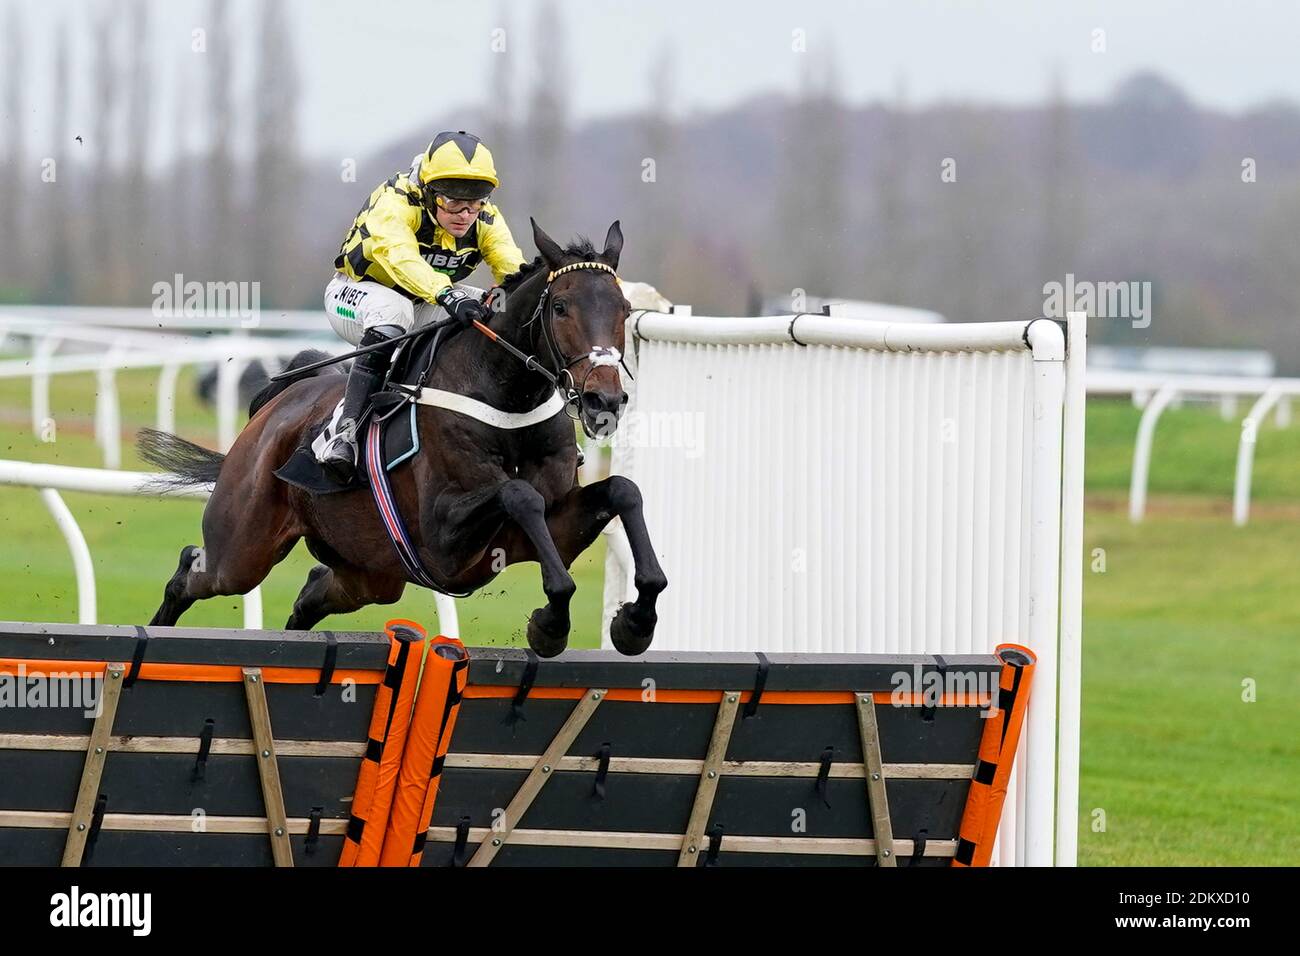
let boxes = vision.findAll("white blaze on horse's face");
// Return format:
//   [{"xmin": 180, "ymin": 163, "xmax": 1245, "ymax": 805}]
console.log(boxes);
[{"xmin": 551, "ymin": 274, "xmax": 629, "ymax": 440}]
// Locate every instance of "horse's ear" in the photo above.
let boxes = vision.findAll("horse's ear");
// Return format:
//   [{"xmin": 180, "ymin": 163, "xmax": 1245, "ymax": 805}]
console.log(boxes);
[
  {"xmin": 602, "ymin": 220, "xmax": 623, "ymax": 269},
  {"xmin": 531, "ymin": 218, "xmax": 565, "ymax": 268}
]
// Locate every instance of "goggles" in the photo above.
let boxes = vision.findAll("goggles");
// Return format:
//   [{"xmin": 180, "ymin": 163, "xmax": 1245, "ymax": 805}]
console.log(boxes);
[{"xmin": 434, "ymin": 194, "xmax": 487, "ymax": 216}]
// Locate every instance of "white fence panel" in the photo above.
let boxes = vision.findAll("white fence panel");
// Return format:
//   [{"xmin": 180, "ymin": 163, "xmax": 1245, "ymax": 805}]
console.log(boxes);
[{"xmin": 604, "ymin": 311, "xmax": 1082, "ymax": 866}]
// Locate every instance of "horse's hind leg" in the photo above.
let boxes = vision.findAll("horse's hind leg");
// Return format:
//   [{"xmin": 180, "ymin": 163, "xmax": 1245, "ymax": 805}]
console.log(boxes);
[
  {"xmin": 285, "ymin": 563, "xmax": 406, "ymax": 631},
  {"xmin": 148, "ymin": 529, "xmax": 298, "ymax": 627},
  {"xmin": 149, "ymin": 545, "xmax": 204, "ymax": 626},
  {"xmin": 149, "ymin": 500, "xmax": 299, "ymax": 627}
]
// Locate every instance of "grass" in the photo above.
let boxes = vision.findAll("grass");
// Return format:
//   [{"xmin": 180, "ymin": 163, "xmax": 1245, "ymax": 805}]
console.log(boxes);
[
  {"xmin": 0, "ymin": 368, "xmax": 1297, "ymax": 864},
  {"xmin": 1079, "ymin": 511, "xmax": 1299, "ymax": 865}
]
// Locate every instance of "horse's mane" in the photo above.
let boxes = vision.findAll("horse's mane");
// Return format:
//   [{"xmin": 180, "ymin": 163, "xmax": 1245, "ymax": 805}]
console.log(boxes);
[{"xmin": 500, "ymin": 236, "xmax": 601, "ymax": 293}]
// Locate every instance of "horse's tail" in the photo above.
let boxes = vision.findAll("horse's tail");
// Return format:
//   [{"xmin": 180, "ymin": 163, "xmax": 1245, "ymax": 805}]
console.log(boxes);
[
  {"xmin": 136, "ymin": 427, "xmax": 226, "ymax": 491},
  {"xmin": 248, "ymin": 348, "xmax": 344, "ymax": 419}
]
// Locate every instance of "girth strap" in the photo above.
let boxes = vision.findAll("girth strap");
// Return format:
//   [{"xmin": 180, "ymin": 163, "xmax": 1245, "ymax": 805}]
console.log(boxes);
[{"xmin": 364, "ymin": 420, "xmax": 470, "ymax": 596}]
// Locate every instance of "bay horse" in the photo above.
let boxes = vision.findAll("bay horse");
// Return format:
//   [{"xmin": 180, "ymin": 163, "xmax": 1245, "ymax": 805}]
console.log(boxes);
[{"xmin": 138, "ymin": 219, "xmax": 666, "ymax": 657}]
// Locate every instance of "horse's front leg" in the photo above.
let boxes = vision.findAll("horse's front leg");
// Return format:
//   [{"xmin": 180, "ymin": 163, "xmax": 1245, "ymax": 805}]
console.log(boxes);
[
  {"xmin": 494, "ymin": 478, "xmax": 577, "ymax": 658},
  {"xmin": 543, "ymin": 475, "xmax": 667, "ymax": 656}
]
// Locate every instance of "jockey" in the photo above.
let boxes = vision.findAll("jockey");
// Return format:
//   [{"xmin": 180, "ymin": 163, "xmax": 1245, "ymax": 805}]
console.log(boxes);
[{"xmin": 317, "ymin": 130, "xmax": 526, "ymax": 483}]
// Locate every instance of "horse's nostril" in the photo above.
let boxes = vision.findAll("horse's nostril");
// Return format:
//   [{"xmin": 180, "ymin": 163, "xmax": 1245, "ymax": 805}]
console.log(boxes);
[{"xmin": 582, "ymin": 391, "xmax": 623, "ymax": 417}]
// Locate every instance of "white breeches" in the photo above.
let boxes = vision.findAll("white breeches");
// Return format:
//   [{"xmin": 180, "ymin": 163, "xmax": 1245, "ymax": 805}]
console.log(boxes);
[{"xmin": 323, "ymin": 273, "xmax": 484, "ymax": 346}]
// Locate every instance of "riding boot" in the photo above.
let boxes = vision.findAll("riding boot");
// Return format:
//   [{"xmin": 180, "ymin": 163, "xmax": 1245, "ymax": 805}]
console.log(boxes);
[{"xmin": 319, "ymin": 324, "xmax": 403, "ymax": 485}]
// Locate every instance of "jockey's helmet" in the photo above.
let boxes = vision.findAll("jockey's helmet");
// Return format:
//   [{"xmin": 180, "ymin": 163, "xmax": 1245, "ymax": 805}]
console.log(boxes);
[{"xmin": 418, "ymin": 131, "xmax": 500, "ymax": 205}]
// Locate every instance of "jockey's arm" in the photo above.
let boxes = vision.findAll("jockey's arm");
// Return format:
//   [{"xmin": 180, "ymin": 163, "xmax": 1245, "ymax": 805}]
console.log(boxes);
[
  {"xmin": 366, "ymin": 191, "xmax": 451, "ymax": 303},
  {"xmin": 478, "ymin": 210, "xmax": 527, "ymax": 284}
]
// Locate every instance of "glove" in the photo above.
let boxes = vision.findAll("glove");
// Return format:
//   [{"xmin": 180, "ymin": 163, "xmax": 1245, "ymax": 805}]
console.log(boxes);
[{"xmin": 436, "ymin": 286, "xmax": 489, "ymax": 328}]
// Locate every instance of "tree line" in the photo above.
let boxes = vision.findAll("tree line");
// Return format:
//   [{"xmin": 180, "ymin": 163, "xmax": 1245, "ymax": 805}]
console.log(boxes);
[{"xmin": 3, "ymin": 1, "xmax": 1299, "ymax": 370}]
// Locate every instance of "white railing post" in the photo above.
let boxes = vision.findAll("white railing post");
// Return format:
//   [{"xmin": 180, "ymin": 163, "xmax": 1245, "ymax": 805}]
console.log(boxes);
[
  {"xmin": 242, "ymin": 587, "xmax": 263, "ymax": 630},
  {"xmin": 216, "ymin": 357, "xmax": 247, "ymax": 452},
  {"xmin": 1128, "ymin": 384, "xmax": 1179, "ymax": 523},
  {"xmin": 1024, "ymin": 319, "xmax": 1066, "ymax": 868},
  {"xmin": 1057, "ymin": 312, "xmax": 1087, "ymax": 867},
  {"xmin": 433, "ymin": 592, "xmax": 460, "ymax": 639},
  {"xmin": 39, "ymin": 488, "xmax": 97, "ymax": 625},
  {"xmin": 31, "ymin": 335, "xmax": 63, "ymax": 437},
  {"xmin": 157, "ymin": 362, "xmax": 183, "ymax": 434},
  {"xmin": 1233, "ymin": 387, "xmax": 1282, "ymax": 527},
  {"xmin": 94, "ymin": 343, "xmax": 131, "ymax": 469}
]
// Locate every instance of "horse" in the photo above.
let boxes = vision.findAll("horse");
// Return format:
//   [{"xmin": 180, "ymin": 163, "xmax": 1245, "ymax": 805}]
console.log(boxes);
[{"xmin": 137, "ymin": 219, "xmax": 666, "ymax": 658}]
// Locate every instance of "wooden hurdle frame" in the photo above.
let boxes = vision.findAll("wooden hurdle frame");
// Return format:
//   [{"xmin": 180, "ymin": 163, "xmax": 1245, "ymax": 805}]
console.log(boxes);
[{"xmin": 0, "ymin": 622, "xmax": 1034, "ymax": 867}]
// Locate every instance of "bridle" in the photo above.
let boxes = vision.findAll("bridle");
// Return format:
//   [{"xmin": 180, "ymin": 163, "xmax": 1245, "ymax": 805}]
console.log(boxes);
[{"xmin": 473, "ymin": 260, "xmax": 632, "ymax": 422}]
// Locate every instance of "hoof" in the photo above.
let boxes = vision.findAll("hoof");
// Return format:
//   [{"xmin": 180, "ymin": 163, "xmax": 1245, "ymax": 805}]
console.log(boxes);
[
  {"xmin": 610, "ymin": 602, "xmax": 656, "ymax": 656},
  {"xmin": 526, "ymin": 606, "xmax": 570, "ymax": 658}
]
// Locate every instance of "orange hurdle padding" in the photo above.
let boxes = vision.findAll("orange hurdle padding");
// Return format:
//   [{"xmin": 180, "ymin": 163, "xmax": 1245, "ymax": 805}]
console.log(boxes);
[
  {"xmin": 378, "ymin": 635, "xmax": 469, "ymax": 866},
  {"xmin": 337, "ymin": 620, "xmax": 428, "ymax": 867},
  {"xmin": 951, "ymin": 643, "xmax": 1037, "ymax": 868}
]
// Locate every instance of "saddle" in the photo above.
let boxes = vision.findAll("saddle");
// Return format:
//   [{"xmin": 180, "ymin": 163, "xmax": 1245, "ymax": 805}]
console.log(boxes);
[{"xmin": 272, "ymin": 325, "xmax": 446, "ymax": 495}]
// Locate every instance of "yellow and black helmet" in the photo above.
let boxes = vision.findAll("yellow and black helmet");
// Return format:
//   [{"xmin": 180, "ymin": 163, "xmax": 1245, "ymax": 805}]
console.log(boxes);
[{"xmin": 418, "ymin": 130, "xmax": 500, "ymax": 201}]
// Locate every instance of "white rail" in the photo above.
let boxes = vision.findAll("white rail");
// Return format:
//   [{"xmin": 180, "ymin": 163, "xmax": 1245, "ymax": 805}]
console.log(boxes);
[
  {"xmin": 0, "ymin": 304, "xmax": 326, "ymax": 333},
  {"xmin": 0, "ymin": 458, "xmax": 461, "ymax": 640},
  {"xmin": 0, "ymin": 317, "xmax": 345, "ymax": 461},
  {"xmin": 1233, "ymin": 387, "xmax": 1285, "ymax": 526},
  {"xmin": 1099, "ymin": 370, "xmax": 1300, "ymax": 523},
  {"xmin": 0, "ymin": 458, "xmax": 258, "ymax": 628}
]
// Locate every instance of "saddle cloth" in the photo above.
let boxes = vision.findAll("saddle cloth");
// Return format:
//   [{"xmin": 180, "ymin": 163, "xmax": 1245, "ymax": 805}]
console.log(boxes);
[{"xmin": 273, "ymin": 399, "xmax": 419, "ymax": 494}]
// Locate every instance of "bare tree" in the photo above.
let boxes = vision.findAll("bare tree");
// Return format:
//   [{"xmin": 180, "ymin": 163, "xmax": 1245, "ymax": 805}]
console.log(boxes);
[
  {"xmin": 42, "ymin": 27, "xmax": 74, "ymax": 302},
  {"xmin": 204, "ymin": 0, "xmax": 235, "ymax": 282},
  {"xmin": 1040, "ymin": 68, "xmax": 1081, "ymax": 290},
  {"xmin": 2, "ymin": 3, "xmax": 26, "ymax": 295},
  {"xmin": 86, "ymin": 5, "xmax": 121, "ymax": 302},
  {"xmin": 124, "ymin": 0, "xmax": 152, "ymax": 301},
  {"xmin": 252, "ymin": 0, "xmax": 300, "ymax": 305},
  {"xmin": 525, "ymin": 0, "xmax": 568, "ymax": 229},
  {"xmin": 486, "ymin": 2, "xmax": 515, "ymax": 171},
  {"xmin": 774, "ymin": 52, "xmax": 846, "ymax": 299},
  {"xmin": 634, "ymin": 42, "xmax": 679, "ymax": 284},
  {"xmin": 873, "ymin": 75, "xmax": 911, "ymax": 304},
  {"xmin": 805, "ymin": 51, "xmax": 846, "ymax": 297},
  {"xmin": 167, "ymin": 51, "xmax": 194, "ymax": 280}
]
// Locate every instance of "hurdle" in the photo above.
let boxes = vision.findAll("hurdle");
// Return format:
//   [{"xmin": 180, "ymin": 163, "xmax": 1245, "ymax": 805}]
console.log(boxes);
[
  {"xmin": 602, "ymin": 310, "xmax": 1087, "ymax": 866},
  {"xmin": 0, "ymin": 621, "xmax": 1035, "ymax": 867}
]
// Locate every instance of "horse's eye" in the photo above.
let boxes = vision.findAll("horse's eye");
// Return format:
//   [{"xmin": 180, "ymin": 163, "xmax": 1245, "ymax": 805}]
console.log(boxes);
[{"xmin": 553, "ymin": 300, "xmax": 567, "ymax": 317}]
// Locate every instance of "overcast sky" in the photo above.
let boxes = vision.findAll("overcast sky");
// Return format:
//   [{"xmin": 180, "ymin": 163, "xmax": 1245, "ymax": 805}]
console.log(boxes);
[{"xmin": 8, "ymin": 0, "xmax": 1300, "ymax": 166}]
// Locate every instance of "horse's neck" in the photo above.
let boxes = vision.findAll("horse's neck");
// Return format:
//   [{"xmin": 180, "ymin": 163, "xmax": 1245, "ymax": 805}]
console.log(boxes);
[{"xmin": 435, "ymin": 274, "xmax": 554, "ymax": 413}]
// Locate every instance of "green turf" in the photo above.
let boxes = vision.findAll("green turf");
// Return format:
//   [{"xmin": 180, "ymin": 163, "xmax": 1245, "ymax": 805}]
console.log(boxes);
[
  {"xmin": 1, "ymin": 371, "xmax": 1297, "ymax": 864},
  {"xmin": 1078, "ymin": 511, "xmax": 1300, "ymax": 865}
]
